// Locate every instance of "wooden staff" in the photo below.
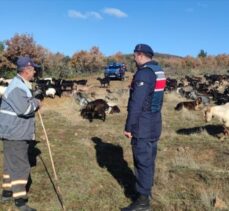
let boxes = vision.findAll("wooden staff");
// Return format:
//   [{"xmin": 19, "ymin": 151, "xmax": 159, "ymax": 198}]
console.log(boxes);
[{"xmin": 38, "ymin": 110, "xmax": 66, "ymax": 211}]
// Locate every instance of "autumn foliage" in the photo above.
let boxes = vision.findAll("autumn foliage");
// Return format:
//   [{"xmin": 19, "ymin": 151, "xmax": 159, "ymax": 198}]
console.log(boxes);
[
  {"xmin": 71, "ymin": 47, "xmax": 105, "ymax": 73},
  {"xmin": 0, "ymin": 34, "xmax": 228, "ymax": 78}
]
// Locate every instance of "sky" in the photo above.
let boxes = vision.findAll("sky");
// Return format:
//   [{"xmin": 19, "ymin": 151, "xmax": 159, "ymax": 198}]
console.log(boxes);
[{"xmin": 1, "ymin": 0, "xmax": 228, "ymax": 57}]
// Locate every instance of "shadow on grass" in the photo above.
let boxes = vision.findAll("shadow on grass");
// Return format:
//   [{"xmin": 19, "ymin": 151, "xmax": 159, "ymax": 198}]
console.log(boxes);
[
  {"xmin": 30, "ymin": 141, "xmax": 65, "ymax": 210},
  {"xmin": 91, "ymin": 137, "xmax": 137, "ymax": 201},
  {"xmin": 176, "ymin": 124, "xmax": 224, "ymax": 137}
]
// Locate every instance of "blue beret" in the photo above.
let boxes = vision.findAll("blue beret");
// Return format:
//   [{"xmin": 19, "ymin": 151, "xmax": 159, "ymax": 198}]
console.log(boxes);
[{"xmin": 134, "ymin": 44, "xmax": 154, "ymax": 56}]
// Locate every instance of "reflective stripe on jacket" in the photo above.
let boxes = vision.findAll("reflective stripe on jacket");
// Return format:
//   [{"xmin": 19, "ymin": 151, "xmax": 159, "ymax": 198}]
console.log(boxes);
[{"xmin": 0, "ymin": 75, "xmax": 40, "ymax": 141}]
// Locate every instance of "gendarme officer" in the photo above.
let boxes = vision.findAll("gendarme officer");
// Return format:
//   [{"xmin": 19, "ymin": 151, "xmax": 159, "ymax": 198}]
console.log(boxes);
[{"xmin": 123, "ymin": 44, "xmax": 166, "ymax": 211}]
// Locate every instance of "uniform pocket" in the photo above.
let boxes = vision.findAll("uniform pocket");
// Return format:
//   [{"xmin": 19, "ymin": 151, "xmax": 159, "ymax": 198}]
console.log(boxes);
[{"xmin": 138, "ymin": 112, "xmax": 162, "ymax": 139}]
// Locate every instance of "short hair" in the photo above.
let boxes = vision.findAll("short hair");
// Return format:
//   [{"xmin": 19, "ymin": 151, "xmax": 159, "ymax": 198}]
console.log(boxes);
[
  {"xmin": 143, "ymin": 52, "xmax": 153, "ymax": 59},
  {"xmin": 136, "ymin": 52, "xmax": 153, "ymax": 59}
]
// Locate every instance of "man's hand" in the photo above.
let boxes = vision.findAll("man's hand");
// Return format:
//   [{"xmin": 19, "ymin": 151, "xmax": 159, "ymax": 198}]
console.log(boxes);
[
  {"xmin": 34, "ymin": 99, "xmax": 42, "ymax": 111},
  {"xmin": 124, "ymin": 131, "xmax": 132, "ymax": 139},
  {"xmin": 33, "ymin": 89, "xmax": 44, "ymax": 101},
  {"xmin": 37, "ymin": 99, "xmax": 42, "ymax": 108}
]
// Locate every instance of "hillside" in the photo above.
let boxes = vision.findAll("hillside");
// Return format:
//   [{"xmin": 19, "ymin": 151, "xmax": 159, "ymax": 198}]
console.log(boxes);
[{"xmin": 0, "ymin": 71, "xmax": 229, "ymax": 211}]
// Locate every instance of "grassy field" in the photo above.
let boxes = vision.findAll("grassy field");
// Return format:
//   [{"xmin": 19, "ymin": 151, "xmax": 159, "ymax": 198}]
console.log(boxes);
[{"xmin": 0, "ymin": 72, "xmax": 229, "ymax": 211}]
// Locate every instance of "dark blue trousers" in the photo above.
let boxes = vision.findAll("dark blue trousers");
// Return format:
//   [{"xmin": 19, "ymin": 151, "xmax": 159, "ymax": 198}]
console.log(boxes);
[{"xmin": 131, "ymin": 138, "xmax": 158, "ymax": 196}]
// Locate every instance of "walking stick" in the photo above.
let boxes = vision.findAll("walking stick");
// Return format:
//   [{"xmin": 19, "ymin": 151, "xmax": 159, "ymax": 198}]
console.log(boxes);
[{"xmin": 38, "ymin": 110, "xmax": 66, "ymax": 211}]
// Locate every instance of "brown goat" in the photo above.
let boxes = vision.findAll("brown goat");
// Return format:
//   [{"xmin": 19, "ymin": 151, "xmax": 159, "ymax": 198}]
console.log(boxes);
[
  {"xmin": 175, "ymin": 97, "xmax": 202, "ymax": 111},
  {"xmin": 81, "ymin": 99, "xmax": 109, "ymax": 122}
]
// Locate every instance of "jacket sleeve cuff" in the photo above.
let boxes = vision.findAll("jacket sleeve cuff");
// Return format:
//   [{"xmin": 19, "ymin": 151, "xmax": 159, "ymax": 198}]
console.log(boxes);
[
  {"xmin": 32, "ymin": 98, "xmax": 40, "ymax": 111},
  {"xmin": 125, "ymin": 123, "xmax": 131, "ymax": 132}
]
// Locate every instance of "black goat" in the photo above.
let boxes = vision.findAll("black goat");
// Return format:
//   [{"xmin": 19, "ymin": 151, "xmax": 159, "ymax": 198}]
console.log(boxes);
[
  {"xmin": 35, "ymin": 79, "xmax": 51, "ymax": 89},
  {"xmin": 81, "ymin": 99, "xmax": 109, "ymax": 122},
  {"xmin": 109, "ymin": 105, "xmax": 121, "ymax": 114},
  {"xmin": 61, "ymin": 80, "xmax": 74, "ymax": 91},
  {"xmin": 75, "ymin": 79, "xmax": 87, "ymax": 85},
  {"xmin": 97, "ymin": 77, "xmax": 110, "ymax": 88}
]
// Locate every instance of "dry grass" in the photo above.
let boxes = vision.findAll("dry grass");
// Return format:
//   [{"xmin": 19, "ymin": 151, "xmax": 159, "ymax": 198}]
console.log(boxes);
[{"xmin": 1, "ymin": 71, "xmax": 229, "ymax": 210}]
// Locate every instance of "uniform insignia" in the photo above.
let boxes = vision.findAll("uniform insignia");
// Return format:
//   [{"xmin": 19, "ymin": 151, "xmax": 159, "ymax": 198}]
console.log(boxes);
[{"xmin": 136, "ymin": 81, "xmax": 144, "ymax": 86}]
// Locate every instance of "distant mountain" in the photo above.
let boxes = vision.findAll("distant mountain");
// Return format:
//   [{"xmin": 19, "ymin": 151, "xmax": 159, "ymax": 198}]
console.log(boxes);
[
  {"xmin": 154, "ymin": 52, "xmax": 183, "ymax": 59},
  {"xmin": 123, "ymin": 52, "xmax": 183, "ymax": 59}
]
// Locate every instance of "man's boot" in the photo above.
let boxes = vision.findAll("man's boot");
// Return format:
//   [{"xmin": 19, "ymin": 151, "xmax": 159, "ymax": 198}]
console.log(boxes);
[
  {"xmin": 121, "ymin": 195, "xmax": 151, "ymax": 211},
  {"xmin": 15, "ymin": 198, "xmax": 36, "ymax": 211},
  {"xmin": 1, "ymin": 190, "xmax": 13, "ymax": 203}
]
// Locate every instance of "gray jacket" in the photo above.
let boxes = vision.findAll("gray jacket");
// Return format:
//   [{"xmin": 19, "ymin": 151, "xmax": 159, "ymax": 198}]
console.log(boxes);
[{"xmin": 0, "ymin": 75, "xmax": 40, "ymax": 141}]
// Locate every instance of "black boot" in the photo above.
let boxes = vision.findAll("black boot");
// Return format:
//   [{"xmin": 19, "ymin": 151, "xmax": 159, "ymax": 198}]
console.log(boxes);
[
  {"xmin": 1, "ymin": 190, "xmax": 13, "ymax": 203},
  {"xmin": 16, "ymin": 204, "xmax": 37, "ymax": 211},
  {"xmin": 15, "ymin": 198, "xmax": 36, "ymax": 211},
  {"xmin": 121, "ymin": 195, "xmax": 151, "ymax": 211}
]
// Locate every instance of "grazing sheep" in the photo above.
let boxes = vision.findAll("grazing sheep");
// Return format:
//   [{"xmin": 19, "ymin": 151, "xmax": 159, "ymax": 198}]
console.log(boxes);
[
  {"xmin": 81, "ymin": 99, "xmax": 109, "ymax": 122},
  {"xmin": 204, "ymin": 103, "xmax": 229, "ymax": 137}
]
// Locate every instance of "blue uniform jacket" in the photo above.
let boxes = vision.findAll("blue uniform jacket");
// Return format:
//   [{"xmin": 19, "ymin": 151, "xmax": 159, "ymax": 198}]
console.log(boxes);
[{"xmin": 125, "ymin": 61, "xmax": 166, "ymax": 139}]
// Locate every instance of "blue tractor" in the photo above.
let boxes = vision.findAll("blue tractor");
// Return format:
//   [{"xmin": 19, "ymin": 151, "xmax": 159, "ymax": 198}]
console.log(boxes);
[{"xmin": 104, "ymin": 62, "xmax": 126, "ymax": 80}]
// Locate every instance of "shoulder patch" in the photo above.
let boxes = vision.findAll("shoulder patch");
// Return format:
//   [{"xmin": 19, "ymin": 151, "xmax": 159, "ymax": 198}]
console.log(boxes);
[{"xmin": 136, "ymin": 81, "xmax": 144, "ymax": 86}]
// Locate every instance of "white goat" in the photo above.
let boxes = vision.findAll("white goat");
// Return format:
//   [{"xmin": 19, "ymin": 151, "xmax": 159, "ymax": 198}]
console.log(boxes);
[
  {"xmin": 0, "ymin": 86, "xmax": 6, "ymax": 96},
  {"xmin": 3, "ymin": 79, "xmax": 12, "ymax": 85},
  {"xmin": 204, "ymin": 103, "xmax": 229, "ymax": 137},
  {"xmin": 106, "ymin": 101, "xmax": 121, "ymax": 114},
  {"xmin": 45, "ymin": 88, "xmax": 56, "ymax": 98}
]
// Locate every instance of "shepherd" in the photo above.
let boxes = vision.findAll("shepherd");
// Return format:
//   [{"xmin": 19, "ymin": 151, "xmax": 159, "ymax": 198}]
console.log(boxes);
[{"xmin": 0, "ymin": 56, "xmax": 41, "ymax": 211}]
